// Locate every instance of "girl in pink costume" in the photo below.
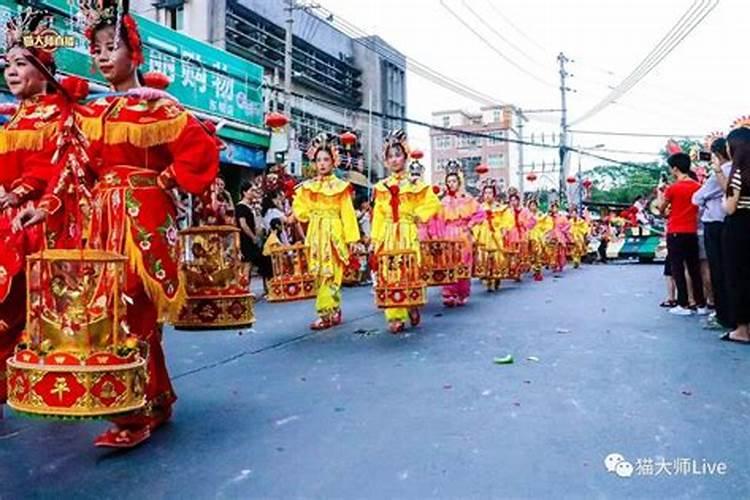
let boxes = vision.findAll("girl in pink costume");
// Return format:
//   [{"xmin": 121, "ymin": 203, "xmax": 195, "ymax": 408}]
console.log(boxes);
[
  {"xmin": 548, "ymin": 202, "xmax": 572, "ymax": 273},
  {"xmin": 504, "ymin": 189, "xmax": 535, "ymax": 281},
  {"xmin": 432, "ymin": 162, "xmax": 485, "ymax": 306}
]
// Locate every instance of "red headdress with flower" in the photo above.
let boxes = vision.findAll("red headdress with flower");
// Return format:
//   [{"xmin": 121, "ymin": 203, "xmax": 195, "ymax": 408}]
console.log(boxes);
[
  {"xmin": 1, "ymin": 7, "xmax": 57, "ymax": 71},
  {"xmin": 75, "ymin": 0, "xmax": 144, "ymax": 66}
]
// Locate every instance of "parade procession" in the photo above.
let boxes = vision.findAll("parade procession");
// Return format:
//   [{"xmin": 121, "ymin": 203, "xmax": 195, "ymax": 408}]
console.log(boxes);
[
  {"xmin": 2, "ymin": 0, "xmax": 749, "ymax": 498},
  {"xmin": 0, "ymin": 2, "xmax": 591, "ymax": 443}
]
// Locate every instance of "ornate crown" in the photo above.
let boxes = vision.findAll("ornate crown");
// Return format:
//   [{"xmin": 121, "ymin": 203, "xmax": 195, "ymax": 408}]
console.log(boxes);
[
  {"xmin": 74, "ymin": 0, "xmax": 143, "ymax": 65},
  {"xmin": 480, "ymin": 177, "xmax": 498, "ymax": 191},
  {"xmin": 1, "ymin": 7, "xmax": 55, "ymax": 67},
  {"xmin": 383, "ymin": 129, "xmax": 410, "ymax": 157},
  {"xmin": 730, "ymin": 116, "xmax": 750, "ymax": 131},
  {"xmin": 408, "ymin": 159, "xmax": 424, "ymax": 179},
  {"xmin": 306, "ymin": 132, "xmax": 341, "ymax": 166}
]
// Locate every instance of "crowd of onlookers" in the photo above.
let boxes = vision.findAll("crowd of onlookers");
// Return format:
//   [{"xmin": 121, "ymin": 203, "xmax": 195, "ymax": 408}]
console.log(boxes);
[
  {"xmin": 232, "ymin": 169, "xmax": 373, "ymax": 298},
  {"xmin": 658, "ymin": 130, "xmax": 750, "ymax": 344}
]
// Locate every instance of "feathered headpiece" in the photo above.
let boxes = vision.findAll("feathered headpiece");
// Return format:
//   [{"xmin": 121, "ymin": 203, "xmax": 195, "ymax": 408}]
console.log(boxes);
[
  {"xmin": 75, "ymin": 0, "xmax": 144, "ymax": 66},
  {"xmin": 383, "ymin": 129, "xmax": 411, "ymax": 158},
  {"xmin": 1, "ymin": 7, "xmax": 56, "ymax": 70},
  {"xmin": 306, "ymin": 132, "xmax": 341, "ymax": 166},
  {"xmin": 730, "ymin": 116, "xmax": 750, "ymax": 131},
  {"xmin": 506, "ymin": 186, "xmax": 520, "ymax": 201}
]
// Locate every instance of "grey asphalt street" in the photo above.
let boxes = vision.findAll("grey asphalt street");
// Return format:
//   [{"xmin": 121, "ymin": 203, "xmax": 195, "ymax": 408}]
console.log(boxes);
[{"xmin": 1, "ymin": 264, "xmax": 748, "ymax": 499}]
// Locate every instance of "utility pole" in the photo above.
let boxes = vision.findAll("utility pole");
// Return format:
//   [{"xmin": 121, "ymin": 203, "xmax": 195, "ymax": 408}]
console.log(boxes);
[
  {"xmin": 284, "ymin": 0, "xmax": 295, "ymax": 111},
  {"xmin": 515, "ymin": 108, "xmax": 526, "ymax": 195},
  {"xmin": 557, "ymin": 52, "xmax": 570, "ymax": 197}
]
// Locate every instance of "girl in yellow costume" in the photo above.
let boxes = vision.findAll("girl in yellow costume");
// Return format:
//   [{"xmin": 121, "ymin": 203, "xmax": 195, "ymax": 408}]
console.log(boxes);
[
  {"xmin": 292, "ymin": 133, "xmax": 360, "ymax": 330},
  {"xmin": 473, "ymin": 179, "xmax": 515, "ymax": 291},
  {"xmin": 527, "ymin": 198, "xmax": 553, "ymax": 281},
  {"xmin": 568, "ymin": 204, "xmax": 591, "ymax": 269},
  {"xmin": 371, "ymin": 130, "xmax": 441, "ymax": 333}
]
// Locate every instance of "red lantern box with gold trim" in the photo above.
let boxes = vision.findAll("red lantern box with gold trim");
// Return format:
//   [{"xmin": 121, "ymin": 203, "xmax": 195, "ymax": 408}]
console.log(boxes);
[
  {"xmin": 266, "ymin": 243, "xmax": 317, "ymax": 302},
  {"xmin": 6, "ymin": 249, "xmax": 147, "ymax": 419},
  {"xmin": 374, "ymin": 249, "xmax": 426, "ymax": 308},
  {"xmin": 419, "ymin": 239, "xmax": 471, "ymax": 286},
  {"xmin": 174, "ymin": 225, "xmax": 255, "ymax": 330}
]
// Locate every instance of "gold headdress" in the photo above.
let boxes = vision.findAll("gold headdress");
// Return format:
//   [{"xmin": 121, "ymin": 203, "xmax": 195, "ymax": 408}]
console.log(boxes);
[
  {"xmin": 1, "ymin": 7, "xmax": 56, "ymax": 68},
  {"xmin": 306, "ymin": 132, "xmax": 341, "ymax": 167},
  {"xmin": 383, "ymin": 129, "xmax": 411, "ymax": 158},
  {"xmin": 74, "ymin": 0, "xmax": 144, "ymax": 66}
]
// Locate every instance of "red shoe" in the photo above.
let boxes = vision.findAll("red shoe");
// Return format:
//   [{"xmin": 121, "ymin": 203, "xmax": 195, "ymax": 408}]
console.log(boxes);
[
  {"xmin": 310, "ymin": 317, "xmax": 332, "ymax": 330},
  {"xmin": 408, "ymin": 309, "xmax": 421, "ymax": 327},
  {"xmin": 331, "ymin": 310, "xmax": 342, "ymax": 326},
  {"xmin": 533, "ymin": 272, "xmax": 543, "ymax": 282},
  {"xmin": 456, "ymin": 297, "xmax": 468, "ymax": 307},
  {"xmin": 443, "ymin": 297, "xmax": 456, "ymax": 308},
  {"xmin": 94, "ymin": 426, "xmax": 151, "ymax": 449},
  {"xmin": 388, "ymin": 321, "xmax": 405, "ymax": 334}
]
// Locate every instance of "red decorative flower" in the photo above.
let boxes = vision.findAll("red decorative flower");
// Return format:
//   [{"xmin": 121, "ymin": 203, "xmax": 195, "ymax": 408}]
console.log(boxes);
[
  {"xmin": 432, "ymin": 185, "xmax": 441, "ymax": 194},
  {"xmin": 60, "ymin": 76, "xmax": 89, "ymax": 101}
]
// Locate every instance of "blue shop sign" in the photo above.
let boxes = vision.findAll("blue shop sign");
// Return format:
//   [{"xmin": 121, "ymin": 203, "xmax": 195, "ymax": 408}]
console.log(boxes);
[{"xmin": 221, "ymin": 141, "xmax": 266, "ymax": 170}]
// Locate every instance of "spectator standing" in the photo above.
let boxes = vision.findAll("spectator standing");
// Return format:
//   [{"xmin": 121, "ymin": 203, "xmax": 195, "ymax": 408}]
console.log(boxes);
[
  {"xmin": 692, "ymin": 138, "xmax": 733, "ymax": 329},
  {"xmin": 659, "ymin": 153, "xmax": 707, "ymax": 315},
  {"xmin": 720, "ymin": 126, "xmax": 750, "ymax": 343}
]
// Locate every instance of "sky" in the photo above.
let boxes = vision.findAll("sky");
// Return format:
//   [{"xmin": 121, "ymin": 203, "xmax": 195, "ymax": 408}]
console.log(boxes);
[{"xmin": 316, "ymin": 0, "xmax": 745, "ymax": 183}]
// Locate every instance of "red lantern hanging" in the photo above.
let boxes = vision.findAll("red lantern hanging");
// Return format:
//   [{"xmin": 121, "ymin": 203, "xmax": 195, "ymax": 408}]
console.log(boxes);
[
  {"xmin": 582, "ymin": 178, "xmax": 593, "ymax": 189},
  {"xmin": 340, "ymin": 130, "xmax": 357, "ymax": 149},
  {"xmin": 566, "ymin": 175, "xmax": 577, "ymax": 184},
  {"xmin": 475, "ymin": 163, "xmax": 489, "ymax": 175},
  {"xmin": 264, "ymin": 112, "xmax": 289, "ymax": 129},
  {"xmin": 411, "ymin": 149, "xmax": 424, "ymax": 160},
  {"xmin": 526, "ymin": 172, "xmax": 538, "ymax": 182}
]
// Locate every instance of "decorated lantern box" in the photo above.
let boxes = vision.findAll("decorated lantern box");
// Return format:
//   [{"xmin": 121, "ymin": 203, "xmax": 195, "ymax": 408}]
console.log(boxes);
[
  {"xmin": 473, "ymin": 244, "xmax": 505, "ymax": 281},
  {"xmin": 374, "ymin": 249, "xmax": 426, "ymax": 308},
  {"xmin": 266, "ymin": 243, "xmax": 317, "ymax": 302},
  {"xmin": 175, "ymin": 225, "xmax": 255, "ymax": 329},
  {"xmin": 6, "ymin": 249, "xmax": 147, "ymax": 418},
  {"xmin": 419, "ymin": 239, "xmax": 470, "ymax": 286}
]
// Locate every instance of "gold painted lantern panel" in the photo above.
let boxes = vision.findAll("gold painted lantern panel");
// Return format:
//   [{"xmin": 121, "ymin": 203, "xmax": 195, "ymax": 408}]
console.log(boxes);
[
  {"xmin": 175, "ymin": 225, "xmax": 255, "ymax": 329},
  {"xmin": 374, "ymin": 250, "xmax": 426, "ymax": 309},
  {"xmin": 7, "ymin": 249, "xmax": 146, "ymax": 418},
  {"xmin": 266, "ymin": 243, "xmax": 317, "ymax": 302},
  {"xmin": 419, "ymin": 239, "xmax": 470, "ymax": 286}
]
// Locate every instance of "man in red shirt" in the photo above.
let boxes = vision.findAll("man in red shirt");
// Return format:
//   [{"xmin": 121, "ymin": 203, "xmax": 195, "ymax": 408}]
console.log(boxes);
[{"xmin": 659, "ymin": 153, "xmax": 707, "ymax": 315}]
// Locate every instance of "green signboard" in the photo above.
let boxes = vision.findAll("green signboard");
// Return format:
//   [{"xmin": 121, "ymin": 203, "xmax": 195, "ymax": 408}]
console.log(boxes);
[{"xmin": 0, "ymin": 0, "xmax": 266, "ymax": 131}]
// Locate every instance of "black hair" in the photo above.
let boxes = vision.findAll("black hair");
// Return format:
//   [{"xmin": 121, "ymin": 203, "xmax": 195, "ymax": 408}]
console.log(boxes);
[
  {"xmin": 726, "ymin": 127, "xmax": 750, "ymax": 197},
  {"xmin": 710, "ymin": 137, "xmax": 730, "ymax": 162},
  {"xmin": 240, "ymin": 181, "xmax": 253, "ymax": 195},
  {"xmin": 261, "ymin": 190, "xmax": 282, "ymax": 216},
  {"xmin": 269, "ymin": 217, "xmax": 283, "ymax": 232},
  {"xmin": 667, "ymin": 152, "xmax": 691, "ymax": 174}
]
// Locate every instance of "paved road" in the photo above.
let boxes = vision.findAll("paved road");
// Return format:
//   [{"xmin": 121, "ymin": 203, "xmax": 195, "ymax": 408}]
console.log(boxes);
[{"xmin": 1, "ymin": 264, "xmax": 748, "ymax": 499}]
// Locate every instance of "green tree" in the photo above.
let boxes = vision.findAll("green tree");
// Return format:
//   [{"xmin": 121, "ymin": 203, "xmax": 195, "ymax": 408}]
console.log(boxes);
[{"xmin": 588, "ymin": 162, "xmax": 663, "ymax": 204}]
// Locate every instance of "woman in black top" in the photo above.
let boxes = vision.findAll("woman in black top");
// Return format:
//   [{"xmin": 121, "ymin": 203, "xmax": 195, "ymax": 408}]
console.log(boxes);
[
  {"xmin": 721, "ymin": 126, "xmax": 750, "ymax": 343},
  {"xmin": 236, "ymin": 181, "xmax": 272, "ymax": 293}
]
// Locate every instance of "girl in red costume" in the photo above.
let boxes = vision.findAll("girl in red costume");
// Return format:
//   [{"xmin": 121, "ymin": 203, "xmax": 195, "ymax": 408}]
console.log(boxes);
[
  {"xmin": 0, "ymin": 9, "xmax": 66, "ymax": 414},
  {"xmin": 18, "ymin": 0, "xmax": 218, "ymax": 447}
]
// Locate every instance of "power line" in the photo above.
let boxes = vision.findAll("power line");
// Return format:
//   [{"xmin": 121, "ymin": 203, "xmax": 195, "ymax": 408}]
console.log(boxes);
[
  {"xmin": 572, "ymin": 0, "xmax": 719, "ymax": 125},
  {"xmin": 482, "ymin": 0, "xmax": 551, "ymax": 57},
  {"xmin": 440, "ymin": 0, "xmax": 556, "ymax": 88},
  {"xmin": 460, "ymin": 0, "xmax": 547, "ymax": 69},
  {"xmin": 570, "ymin": 129, "xmax": 703, "ymax": 138},
  {"xmin": 266, "ymin": 83, "xmax": 657, "ymax": 170}
]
